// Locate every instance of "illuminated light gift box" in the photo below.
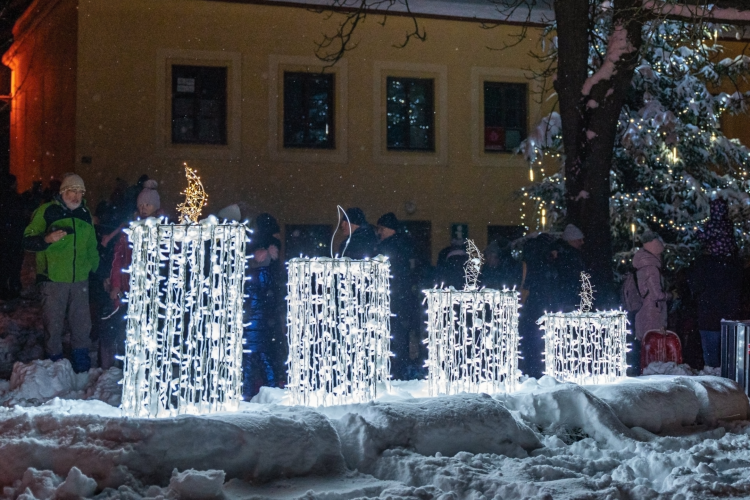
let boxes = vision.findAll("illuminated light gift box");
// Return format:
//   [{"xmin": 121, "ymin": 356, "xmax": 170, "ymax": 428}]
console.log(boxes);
[
  {"xmin": 120, "ymin": 217, "xmax": 247, "ymax": 418},
  {"xmin": 537, "ymin": 310, "xmax": 629, "ymax": 385},
  {"xmin": 423, "ymin": 288, "xmax": 520, "ymax": 396},
  {"xmin": 286, "ymin": 256, "xmax": 392, "ymax": 407}
]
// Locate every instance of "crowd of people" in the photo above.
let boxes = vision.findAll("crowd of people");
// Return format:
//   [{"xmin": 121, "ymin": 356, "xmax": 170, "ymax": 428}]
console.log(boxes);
[{"xmin": 0, "ymin": 172, "xmax": 745, "ymax": 396}]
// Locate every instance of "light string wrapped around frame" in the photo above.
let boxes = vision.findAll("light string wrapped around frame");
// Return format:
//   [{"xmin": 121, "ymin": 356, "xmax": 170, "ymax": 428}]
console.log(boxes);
[
  {"xmin": 537, "ymin": 273, "xmax": 629, "ymax": 385},
  {"xmin": 120, "ymin": 217, "xmax": 248, "ymax": 417},
  {"xmin": 423, "ymin": 239, "xmax": 520, "ymax": 396}
]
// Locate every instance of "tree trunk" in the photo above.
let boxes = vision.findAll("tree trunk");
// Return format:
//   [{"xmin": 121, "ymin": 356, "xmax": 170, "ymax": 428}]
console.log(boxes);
[{"xmin": 554, "ymin": 0, "xmax": 644, "ymax": 305}]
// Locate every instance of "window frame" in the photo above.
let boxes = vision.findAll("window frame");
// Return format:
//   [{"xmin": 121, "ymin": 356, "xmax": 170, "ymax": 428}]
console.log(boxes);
[
  {"xmin": 155, "ymin": 49, "xmax": 241, "ymax": 160},
  {"xmin": 373, "ymin": 61, "xmax": 447, "ymax": 166},
  {"xmin": 282, "ymin": 71, "xmax": 336, "ymax": 150},
  {"xmin": 385, "ymin": 76, "xmax": 436, "ymax": 152},
  {"xmin": 171, "ymin": 64, "xmax": 228, "ymax": 146},
  {"xmin": 268, "ymin": 55, "xmax": 348, "ymax": 164},
  {"xmin": 470, "ymin": 67, "xmax": 540, "ymax": 168},
  {"xmin": 482, "ymin": 81, "xmax": 527, "ymax": 154}
]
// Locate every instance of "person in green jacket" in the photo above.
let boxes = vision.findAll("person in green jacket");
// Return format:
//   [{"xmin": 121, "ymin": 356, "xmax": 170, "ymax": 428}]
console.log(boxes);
[{"xmin": 24, "ymin": 173, "xmax": 99, "ymax": 372}]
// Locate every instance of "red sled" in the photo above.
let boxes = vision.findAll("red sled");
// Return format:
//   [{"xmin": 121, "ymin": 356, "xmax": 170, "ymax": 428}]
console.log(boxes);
[{"xmin": 641, "ymin": 329, "xmax": 683, "ymax": 370}]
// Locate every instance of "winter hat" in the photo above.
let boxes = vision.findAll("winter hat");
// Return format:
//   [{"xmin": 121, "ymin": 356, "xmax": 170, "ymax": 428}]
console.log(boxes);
[
  {"xmin": 698, "ymin": 198, "xmax": 737, "ymax": 257},
  {"xmin": 136, "ymin": 180, "xmax": 160, "ymax": 210},
  {"xmin": 377, "ymin": 212, "xmax": 399, "ymax": 231},
  {"xmin": 640, "ymin": 230, "xmax": 663, "ymax": 244},
  {"xmin": 345, "ymin": 207, "xmax": 367, "ymax": 226},
  {"xmin": 255, "ymin": 213, "xmax": 280, "ymax": 236},
  {"xmin": 218, "ymin": 204, "xmax": 242, "ymax": 222},
  {"xmin": 561, "ymin": 224, "xmax": 584, "ymax": 241},
  {"xmin": 59, "ymin": 173, "xmax": 85, "ymax": 193}
]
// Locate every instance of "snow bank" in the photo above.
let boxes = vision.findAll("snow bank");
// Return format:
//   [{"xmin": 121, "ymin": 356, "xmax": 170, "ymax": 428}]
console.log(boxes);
[
  {"xmin": 0, "ymin": 405, "xmax": 345, "ymax": 489},
  {"xmin": 327, "ymin": 394, "xmax": 541, "ymax": 471},
  {"xmin": 0, "ymin": 359, "xmax": 122, "ymax": 407},
  {"xmin": 503, "ymin": 377, "xmax": 637, "ymax": 447}
]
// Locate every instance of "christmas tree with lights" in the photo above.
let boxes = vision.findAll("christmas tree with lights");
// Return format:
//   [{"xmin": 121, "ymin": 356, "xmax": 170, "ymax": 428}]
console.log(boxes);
[{"xmin": 521, "ymin": 21, "xmax": 750, "ymax": 275}]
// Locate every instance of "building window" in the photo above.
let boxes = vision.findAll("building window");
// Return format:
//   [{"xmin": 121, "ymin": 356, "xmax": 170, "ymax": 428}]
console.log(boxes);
[
  {"xmin": 171, "ymin": 65, "xmax": 227, "ymax": 145},
  {"xmin": 283, "ymin": 72, "xmax": 335, "ymax": 149},
  {"xmin": 386, "ymin": 77, "xmax": 435, "ymax": 151},
  {"xmin": 483, "ymin": 82, "xmax": 526, "ymax": 152}
]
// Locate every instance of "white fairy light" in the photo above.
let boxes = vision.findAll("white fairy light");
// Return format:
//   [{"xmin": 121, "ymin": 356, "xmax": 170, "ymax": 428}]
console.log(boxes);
[
  {"xmin": 286, "ymin": 256, "xmax": 391, "ymax": 407},
  {"xmin": 120, "ymin": 216, "xmax": 247, "ymax": 418},
  {"xmin": 538, "ymin": 310, "xmax": 629, "ymax": 385},
  {"xmin": 423, "ymin": 288, "xmax": 520, "ymax": 396},
  {"xmin": 463, "ymin": 239, "xmax": 484, "ymax": 291}
]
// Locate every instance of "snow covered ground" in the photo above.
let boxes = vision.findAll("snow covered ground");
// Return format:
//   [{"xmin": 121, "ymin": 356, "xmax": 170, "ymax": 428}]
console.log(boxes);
[{"xmin": 2, "ymin": 302, "xmax": 750, "ymax": 499}]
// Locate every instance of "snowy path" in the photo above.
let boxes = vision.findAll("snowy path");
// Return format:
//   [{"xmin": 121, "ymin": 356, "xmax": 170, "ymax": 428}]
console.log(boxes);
[{"xmin": 1, "ymin": 361, "xmax": 749, "ymax": 499}]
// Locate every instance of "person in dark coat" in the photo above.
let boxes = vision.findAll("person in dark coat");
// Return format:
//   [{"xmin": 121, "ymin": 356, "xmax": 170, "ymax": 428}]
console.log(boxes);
[
  {"xmin": 375, "ymin": 212, "xmax": 418, "ymax": 379},
  {"xmin": 0, "ymin": 174, "xmax": 25, "ymax": 299},
  {"xmin": 434, "ymin": 238, "xmax": 468, "ymax": 289},
  {"xmin": 243, "ymin": 213, "xmax": 285, "ymax": 399},
  {"xmin": 688, "ymin": 199, "xmax": 742, "ymax": 368},
  {"xmin": 338, "ymin": 207, "xmax": 378, "ymax": 259},
  {"xmin": 554, "ymin": 224, "xmax": 586, "ymax": 312},
  {"xmin": 518, "ymin": 233, "xmax": 559, "ymax": 378},
  {"xmin": 482, "ymin": 238, "xmax": 523, "ymax": 290}
]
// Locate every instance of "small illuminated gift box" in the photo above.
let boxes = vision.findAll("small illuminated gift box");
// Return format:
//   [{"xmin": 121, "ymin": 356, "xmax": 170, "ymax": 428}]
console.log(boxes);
[
  {"xmin": 286, "ymin": 256, "xmax": 391, "ymax": 407},
  {"xmin": 423, "ymin": 287, "xmax": 520, "ymax": 396},
  {"xmin": 537, "ymin": 310, "xmax": 628, "ymax": 385},
  {"xmin": 120, "ymin": 217, "xmax": 247, "ymax": 418}
]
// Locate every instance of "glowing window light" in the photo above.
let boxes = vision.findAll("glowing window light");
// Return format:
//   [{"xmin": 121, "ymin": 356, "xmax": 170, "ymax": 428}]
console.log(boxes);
[
  {"xmin": 286, "ymin": 256, "xmax": 391, "ymax": 407},
  {"xmin": 423, "ymin": 288, "xmax": 520, "ymax": 396},
  {"xmin": 538, "ymin": 310, "xmax": 629, "ymax": 385},
  {"xmin": 120, "ymin": 217, "xmax": 247, "ymax": 418}
]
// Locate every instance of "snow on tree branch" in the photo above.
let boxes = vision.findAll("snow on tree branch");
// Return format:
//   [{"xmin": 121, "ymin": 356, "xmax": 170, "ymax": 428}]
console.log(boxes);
[{"xmin": 582, "ymin": 24, "xmax": 637, "ymax": 96}]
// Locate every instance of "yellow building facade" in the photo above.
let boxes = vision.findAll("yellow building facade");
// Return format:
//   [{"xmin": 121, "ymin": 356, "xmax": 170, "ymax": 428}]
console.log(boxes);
[
  {"xmin": 4, "ymin": 0, "xmax": 556, "ymax": 260},
  {"xmin": 6, "ymin": 0, "xmax": 748, "ymax": 260}
]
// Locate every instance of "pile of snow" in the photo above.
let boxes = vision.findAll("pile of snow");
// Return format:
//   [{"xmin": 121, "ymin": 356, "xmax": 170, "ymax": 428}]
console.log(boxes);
[
  {"xmin": 326, "ymin": 394, "xmax": 541, "ymax": 471},
  {"xmin": 0, "ymin": 301, "xmax": 44, "ymax": 378},
  {"xmin": 0, "ymin": 359, "xmax": 122, "ymax": 407},
  {"xmin": 644, "ymin": 361, "xmax": 721, "ymax": 376}
]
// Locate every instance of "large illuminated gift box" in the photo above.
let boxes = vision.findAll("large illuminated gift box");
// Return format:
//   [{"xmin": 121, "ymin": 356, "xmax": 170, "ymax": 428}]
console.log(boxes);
[
  {"xmin": 423, "ymin": 287, "xmax": 520, "ymax": 396},
  {"xmin": 120, "ymin": 217, "xmax": 247, "ymax": 417},
  {"xmin": 537, "ymin": 310, "xmax": 628, "ymax": 385},
  {"xmin": 286, "ymin": 256, "xmax": 391, "ymax": 407}
]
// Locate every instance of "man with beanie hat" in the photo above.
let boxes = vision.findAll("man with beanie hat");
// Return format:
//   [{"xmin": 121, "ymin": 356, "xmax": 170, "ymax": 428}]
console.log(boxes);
[
  {"xmin": 555, "ymin": 224, "xmax": 587, "ymax": 311},
  {"xmin": 376, "ymin": 212, "xmax": 419, "ymax": 379},
  {"xmin": 23, "ymin": 172, "xmax": 99, "ymax": 372},
  {"xmin": 338, "ymin": 207, "xmax": 377, "ymax": 259}
]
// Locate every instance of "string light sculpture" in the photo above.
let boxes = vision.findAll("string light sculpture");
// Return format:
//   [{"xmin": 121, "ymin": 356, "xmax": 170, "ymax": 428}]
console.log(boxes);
[
  {"xmin": 423, "ymin": 287, "xmax": 520, "ymax": 396},
  {"xmin": 579, "ymin": 272, "xmax": 594, "ymax": 313},
  {"xmin": 537, "ymin": 275, "xmax": 628, "ymax": 385},
  {"xmin": 463, "ymin": 239, "xmax": 484, "ymax": 291},
  {"xmin": 176, "ymin": 163, "xmax": 208, "ymax": 223},
  {"xmin": 286, "ymin": 256, "xmax": 391, "ymax": 407},
  {"xmin": 423, "ymin": 240, "xmax": 520, "ymax": 396}
]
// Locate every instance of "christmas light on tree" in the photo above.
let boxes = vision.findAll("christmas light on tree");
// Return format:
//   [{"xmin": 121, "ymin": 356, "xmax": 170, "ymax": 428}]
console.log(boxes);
[
  {"xmin": 520, "ymin": 21, "xmax": 750, "ymax": 275},
  {"xmin": 285, "ymin": 256, "xmax": 391, "ymax": 407},
  {"xmin": 423, "ymin": 240, "xmax": 520, "ymax": 396}
]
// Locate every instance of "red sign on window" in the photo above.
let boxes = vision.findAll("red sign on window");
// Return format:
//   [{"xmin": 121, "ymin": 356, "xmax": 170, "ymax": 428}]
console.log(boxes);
[{"xmin": 484, "ymin": 126, "xmax": 506, "ymax": 151}]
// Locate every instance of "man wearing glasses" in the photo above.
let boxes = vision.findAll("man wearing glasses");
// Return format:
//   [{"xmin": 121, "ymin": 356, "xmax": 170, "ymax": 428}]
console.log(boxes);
[{"xmin": 24, "ymin": 173, "xmax": 99, "ymax": 373}]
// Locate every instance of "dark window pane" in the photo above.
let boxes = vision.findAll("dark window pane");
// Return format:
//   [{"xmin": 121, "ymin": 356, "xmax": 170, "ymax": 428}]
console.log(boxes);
[
  {"xmin": 386, "ymin": 77, "xmax": 435, "ymax": 151},
  {"xmin": 483, "ymin": 82, "xmax": 527, "ymax": 152},
  {"xmin": 171, "ymin": 65, "xmax": 227, "ymax": 145},
  {"xmin": 283, "ymin": 72, "xmax": 335, "ymax": 149}
]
